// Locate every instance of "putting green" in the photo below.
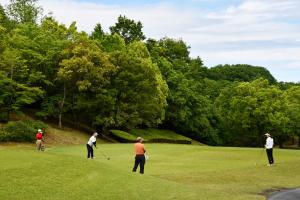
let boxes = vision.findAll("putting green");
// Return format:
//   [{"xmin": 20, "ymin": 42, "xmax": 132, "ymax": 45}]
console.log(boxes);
[{"xmin": 1, "ymin": 144, "xmax": 300, "ymax": 200}]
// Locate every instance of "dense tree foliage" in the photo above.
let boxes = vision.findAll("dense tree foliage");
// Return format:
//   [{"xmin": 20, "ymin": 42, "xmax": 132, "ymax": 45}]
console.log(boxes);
[
  {"xmin": 0, "ymin": 0, "xmax": 299, "ymax": 146},
  {"xmin": 208, "ymin": 64, "xmax": 277, "ymax": 84},
  {"xmin": 110, "ymin": 15, "xmax": 146, "ymax": 44},
  {"xmin": 7, "ymin": 0, "xmax": 42, "ymax": 24}
]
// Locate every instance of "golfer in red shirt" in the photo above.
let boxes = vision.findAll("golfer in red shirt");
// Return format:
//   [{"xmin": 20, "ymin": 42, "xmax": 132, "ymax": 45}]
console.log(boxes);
[
  {"xmin": 132, "ymin": 137, "xmax": 146, "ymax": 174},
  {"xmin": 36, "ymin": 129, "xmax": 43, "ymax": 151}
]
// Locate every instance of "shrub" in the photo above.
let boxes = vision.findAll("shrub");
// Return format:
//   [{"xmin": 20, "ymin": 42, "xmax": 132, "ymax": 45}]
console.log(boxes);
[
  {"xmin": 0, "ymin": 130, "xmax": 10, "ymax": 142},
  {"xmin": 0, "ymin": 120, "xmax": 47, "ymax": 142}
]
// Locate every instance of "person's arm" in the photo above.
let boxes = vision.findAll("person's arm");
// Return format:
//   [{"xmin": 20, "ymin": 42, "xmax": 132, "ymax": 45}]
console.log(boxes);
[{"xmin": 92, "ymin": 137, "xmax": 97, "ymax": 148}]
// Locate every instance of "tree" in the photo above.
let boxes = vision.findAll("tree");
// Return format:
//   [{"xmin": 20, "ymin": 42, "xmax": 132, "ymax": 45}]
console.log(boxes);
[
  {"xmin": 208, "ymin": 64, "xmax": 277, "ymax": 84},
  {"xmin": 57, "ymin": 34, "xmax": 116, "ymax": 128},
  {"xmin": 91, "ymin": 23, "xmax": 105, "ymax": 40},
  {"xmin": 0, "ymin": 71, "xmax": 43, "ymax": 120},
  {"xmin": 0, "ymin": 4, "xmax": 13, "ymax": 30},
  {"xmin": 7, "ymin": 0, "xmax": 42, "ymax": 24},
  {"xmin": 110, "ymin": 15, "xmax": 146, "ymax": 44},
  {"xmin": 146, "ymin": 37, "xmax": 218, "ymax": 144},
  {"xmin": 285, "ymin": 86, "xmax": 300, "ymax": 146},
  {"xmin": 108, "ymin": 41, "xmax": 168, "ymax": 129},
  {"xmin": 100, "ymin": 33, "xmax": 126, "ymax": 53},
  {"xmin": 215, "ymin": 79, "xmax": 290, "ymax": 146}
]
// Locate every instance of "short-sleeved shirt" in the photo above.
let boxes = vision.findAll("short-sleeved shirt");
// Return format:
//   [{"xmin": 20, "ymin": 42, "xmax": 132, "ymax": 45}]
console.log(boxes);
[
  {"xmin": 134, "ymin": 142, "xmax": 145, "ymax": 155},
  {"xmin": 265, "ymin": 137, "xmax": 274, "ymax": 149},
  {"xmin": 87, "ymin": 136, "xmax": 96, "ymax": 147},
  {"xmin": 36, "ymin": 133, "xmax": 43, "ymax": 140}
]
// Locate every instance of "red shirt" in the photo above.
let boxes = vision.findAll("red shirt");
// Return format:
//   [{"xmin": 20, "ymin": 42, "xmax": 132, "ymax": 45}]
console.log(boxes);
[{"xmin": 36, "ymin": 133, "xmax": 43, "ymax": 140}]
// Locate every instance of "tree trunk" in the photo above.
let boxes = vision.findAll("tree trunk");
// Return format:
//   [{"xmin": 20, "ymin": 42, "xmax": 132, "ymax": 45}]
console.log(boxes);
[
  {"xmin": 298, "ymin": 135, "xmax": 300, "ymax": 147},
  {"xmin": 58, "ymin": 113, "xmax": 62, "ymax": 129},
  {"xmin": 58, "ymin": 84, "xmax": 66, "ymax": 129}
]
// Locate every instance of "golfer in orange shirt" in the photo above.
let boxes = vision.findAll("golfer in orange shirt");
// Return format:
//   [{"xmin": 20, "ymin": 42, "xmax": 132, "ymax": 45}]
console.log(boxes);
[{"xmin": 132, "ymin": 137, "xmax": 146, "ymax": 174}]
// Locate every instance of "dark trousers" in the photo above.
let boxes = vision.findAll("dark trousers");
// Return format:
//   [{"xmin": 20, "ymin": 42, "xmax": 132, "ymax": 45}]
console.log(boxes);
[
  {"xmin": 266, "ymin": 148, "xmax": 274, "ymax": 164},
  {"xmin": 86, "ymin": 144, "xmax": 94, "ymax": 158},
  {"xmin": 132, "ymin": 155, "xmax": 145, "ymax": 174}
]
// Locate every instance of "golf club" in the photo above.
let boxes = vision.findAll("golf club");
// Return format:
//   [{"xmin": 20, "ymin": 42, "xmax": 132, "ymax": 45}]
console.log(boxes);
[{"xmin": 97, "ymin": 148, "xmax": 110, "ymax": 160}]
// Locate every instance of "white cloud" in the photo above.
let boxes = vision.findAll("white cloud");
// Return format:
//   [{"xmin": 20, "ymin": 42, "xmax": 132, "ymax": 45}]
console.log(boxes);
[{"xmin": 0, "ymin": 0, "xmax": 299, "ymax": 82}]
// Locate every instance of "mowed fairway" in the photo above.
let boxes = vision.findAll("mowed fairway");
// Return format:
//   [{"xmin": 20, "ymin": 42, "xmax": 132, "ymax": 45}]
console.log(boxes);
[{"xmin": 1, "ymin": 144, "xmax": 300, "ymax": 200}]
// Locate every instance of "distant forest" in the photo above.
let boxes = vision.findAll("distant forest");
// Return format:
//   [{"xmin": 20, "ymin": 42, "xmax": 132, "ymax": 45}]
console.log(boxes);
[{"xmin": 1, "ymin": 0, "xmax": 299, "ymax": 146}]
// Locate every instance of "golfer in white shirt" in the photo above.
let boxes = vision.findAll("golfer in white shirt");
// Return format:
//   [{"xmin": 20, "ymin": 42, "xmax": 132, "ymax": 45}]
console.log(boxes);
[
  {"xmin": 265, "ymin": 133, "xmax": 274, "ymax": 166},
  {"xmin": 87, "ymin": 132, "xmax": 98, "ymax": 159}
]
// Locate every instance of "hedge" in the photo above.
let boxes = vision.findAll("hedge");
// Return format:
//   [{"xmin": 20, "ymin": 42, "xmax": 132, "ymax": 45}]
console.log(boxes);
[{"xmin": 0, "ymin": 120, "xmax": 47, "ymax": 142}]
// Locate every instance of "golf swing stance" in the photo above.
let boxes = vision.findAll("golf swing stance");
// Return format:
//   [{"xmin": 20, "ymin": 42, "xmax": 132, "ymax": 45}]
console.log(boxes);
[
  {"xmin": 264, "ymin": 133, "xmax": 274, "ymax": 166},
  {"xmin": 132, "ymin": 137, "xmax": 146, "ymax": 174},
  {"xmin": 86, "ymin": 132, "xmax": 98, "ymax": 159}
]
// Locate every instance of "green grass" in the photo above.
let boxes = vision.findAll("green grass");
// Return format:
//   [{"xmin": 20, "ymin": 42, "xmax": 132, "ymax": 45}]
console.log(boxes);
[
  {"xmin": 1, "ymin": 144, "xmax": 300, "ymax": 200},
  {"xmin": 110, "ymin": 129, "xmax": 137, "ymax": 142},
  {"xmin": 110, "ymin": 129, "xmax": 192, "ymax": 144},
  {"xmin": 131, "ymin": 129, "xmax": 191, "ymax": 141}
]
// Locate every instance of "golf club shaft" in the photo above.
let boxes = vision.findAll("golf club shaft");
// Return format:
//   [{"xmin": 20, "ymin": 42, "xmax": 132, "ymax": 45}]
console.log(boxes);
[{"xmin": 99, "ymin": 150, "xmax": 109, "ymax": 159}]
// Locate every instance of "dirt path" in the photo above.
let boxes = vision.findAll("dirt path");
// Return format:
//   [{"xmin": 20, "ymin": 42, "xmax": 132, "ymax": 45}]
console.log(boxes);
[{"xmin": 268, "ymin": 188, "xmax": 300, "ymax": 200}]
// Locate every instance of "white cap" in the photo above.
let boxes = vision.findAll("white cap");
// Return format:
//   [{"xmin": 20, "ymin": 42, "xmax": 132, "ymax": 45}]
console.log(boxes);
[
  {"xmin": 265, "ymin": 133, "xmax": 270, "ymax": 137},
  {"xmin": 38, "ymin": 129, "xmax": 42, "ymax": 132}
]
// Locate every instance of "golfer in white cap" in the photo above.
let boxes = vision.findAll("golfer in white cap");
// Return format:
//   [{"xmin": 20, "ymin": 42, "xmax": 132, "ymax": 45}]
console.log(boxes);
[
  {"xmin": 264, "ymin": 133, "xmax": 274, "ymax": 166},
  {"xmin": 86, "ymin": 132, "xmax": 98, "ymax": 159}
]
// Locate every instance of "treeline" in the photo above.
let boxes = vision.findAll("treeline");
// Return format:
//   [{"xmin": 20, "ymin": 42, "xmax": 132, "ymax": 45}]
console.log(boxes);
[{"xmin": 1, "ymin": 0, "xmax": 299, "ymax": 146}]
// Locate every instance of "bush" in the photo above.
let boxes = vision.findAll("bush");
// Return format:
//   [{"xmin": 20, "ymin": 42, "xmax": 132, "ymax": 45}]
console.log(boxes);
[
  {"xmin": 0, "ymin": 120, "xmax": 47, "ymax": 142},
  {"xmin": 0, "ymin": 130, "xmax": 10, "ymax": 142}
]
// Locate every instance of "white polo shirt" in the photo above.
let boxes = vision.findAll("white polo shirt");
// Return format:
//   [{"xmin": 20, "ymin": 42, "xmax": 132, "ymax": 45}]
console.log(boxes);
[
  {"xmin": 265, "ymin": 137, "xmax": 274, "ymax": 149},
  {"xmin": 87, "ymin": 136, "xmax": 96, "ymax": 147}
]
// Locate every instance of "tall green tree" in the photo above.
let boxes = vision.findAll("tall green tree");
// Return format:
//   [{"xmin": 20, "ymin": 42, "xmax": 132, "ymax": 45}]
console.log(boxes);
[
  {"xmin": 146, "ymin": 38, "xmax": 218, "ymax": 144},
  {"xmin": 91, "ymin": 23, "xmax": 105, "ymax": 40},
  {"xmin": 216, "ymin": 79, "xmax": 289, "ymax": 146},
  {"xmin": 110, "ymin": 15, "xmax": 146, "ymax": 44},
  {"xmin": 0, "ymin": 38, "xmax": 46, "ymax": 115},
  {"xmin": 7, "ymin": 0, "xmax": 43, "ymax": 24},
  {"xmin": 208, "ymin": 64, "xmax": 277, "ymax": 84},
  {"xmin": 107, "ymin": 41, "xmax": 168, "ymax": 129},
  {"xmin": 57, "ymin": 34, "xmax": 116, "ymax": 128},
  {"xmin": 285, "ymin": 86, "xmax": 300, "ymax": 146}
]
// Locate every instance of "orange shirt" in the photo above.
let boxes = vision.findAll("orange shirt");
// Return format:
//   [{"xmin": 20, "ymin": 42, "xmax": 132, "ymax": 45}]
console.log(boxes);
[{"xmin": 134, "ymin": 142, "xmax": 145, "ymax": 155}]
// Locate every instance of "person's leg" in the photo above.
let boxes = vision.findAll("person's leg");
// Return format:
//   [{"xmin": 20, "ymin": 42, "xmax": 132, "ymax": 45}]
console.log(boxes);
[
  {"xmin": 132, "ymin": 155, "xmax": 140, "ymax": 172},
  {"xmin": 266, "ymin": 149, "xmax": 272, "ymax": 165},
  {"xmin": 139, "ymin": 155, "xmax": 146, "ymax": 174},
  {"xmin": 87, "ymin": 144, "xmax": 91, "ymax": 158},
  {"xmin": 36, "ymin": 140, "xmax": 41, "ymax": 151},
  {"xmin": 91, "ymin": 147, "xmax": 94, "ymax": 158},
  {"xmin": 270, "ymin": 148, "xmax": 274, "ymax": 164}
]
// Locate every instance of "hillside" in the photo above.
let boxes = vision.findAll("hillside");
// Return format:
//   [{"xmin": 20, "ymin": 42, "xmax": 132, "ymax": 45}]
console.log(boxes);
[{"xmin": 109, "ymin": 129, "xmax": 195, "ymax": 144}]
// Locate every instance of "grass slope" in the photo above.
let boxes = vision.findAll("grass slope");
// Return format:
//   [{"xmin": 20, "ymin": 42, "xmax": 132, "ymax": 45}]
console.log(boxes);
[
  {"xmin": 110, "ymin": 129, "xmax": 192, "ymax": 144},
  {"xmin": 44, "ymin": 124, "xmax": 108, "ymax": 146},
  {"xmin": 1, "ymin": 144, "xmax": 300, "ymax": 200}
]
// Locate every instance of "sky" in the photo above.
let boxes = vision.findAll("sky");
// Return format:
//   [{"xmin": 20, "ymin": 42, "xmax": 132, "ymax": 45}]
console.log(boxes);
[{"xmin": 1, "ymin": 0, "xmax": 300, "ymax": 82}]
